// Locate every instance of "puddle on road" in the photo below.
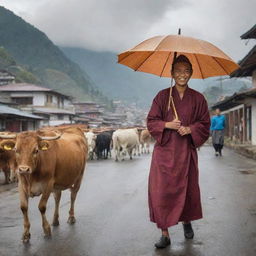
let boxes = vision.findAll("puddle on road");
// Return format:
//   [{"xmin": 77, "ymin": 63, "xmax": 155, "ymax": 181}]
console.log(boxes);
[
  {"xmin": 239, "ymin": 169, "xmax": 256, "ymax": 175},
  {"xmin": 248, "ymin": 207, "xmax": 256, "ymax": 216},
  {"xmin": 0, "ymin": 216, "xmax": 20, "ymax": 228},
  {"xmin": 167, "ymin": 240, "xmax": 204, "ymax": 256}
]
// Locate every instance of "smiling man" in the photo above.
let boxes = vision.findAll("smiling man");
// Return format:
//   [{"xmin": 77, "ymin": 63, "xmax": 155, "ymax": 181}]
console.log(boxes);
[{"xmin": 147, "ymin": 55, "xmax": 210, "ymax": 249}]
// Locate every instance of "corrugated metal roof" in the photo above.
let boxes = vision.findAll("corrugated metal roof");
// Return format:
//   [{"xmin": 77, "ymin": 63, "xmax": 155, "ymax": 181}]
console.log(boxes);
[
  {"xmin": 230, "ymin": 45, "xmax": 256, "ymax": 77},
  {"xmin": 211, "ymin": 88, "xmax": 256, "ymax": 110},
  {"xmin": 0, "ymin": 83, "xmax": 51, "ymax": 92},
  {"xmin": 73, "ymin": 102, "xmax": 99, "ymax": 105},
  {"xmin": 241, "ymin": 24, "xmax": 256, "ymax": 39},
  {"xmin": 0, "ymin": 104, "xmax": 43, "ymax": 119},
  {"xmin": 33, "ymin": 107, "xmax": 75, "ymax": 115},
  {"xmin": 0, "ymin": 83, "xmax": 71, "ymax": 98}
]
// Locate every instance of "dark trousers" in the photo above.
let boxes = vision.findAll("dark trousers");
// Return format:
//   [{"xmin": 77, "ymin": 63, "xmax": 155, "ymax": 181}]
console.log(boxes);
[{"xmin": 213, "ymin": 144, "xmax": 223, "ymax": 154}]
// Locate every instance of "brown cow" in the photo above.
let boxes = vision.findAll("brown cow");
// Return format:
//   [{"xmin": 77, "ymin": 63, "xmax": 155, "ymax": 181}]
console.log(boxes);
[
  {"xmin": 0, "ymin": 149, "xmax": 11, "ymax": 184},
  {"xmin": 0, "ymin": 133, "xmax": 17, "ymax": 184},
  {"xmin": 0, "ymin": 127, "xmax": 88, "ymax": 243}
]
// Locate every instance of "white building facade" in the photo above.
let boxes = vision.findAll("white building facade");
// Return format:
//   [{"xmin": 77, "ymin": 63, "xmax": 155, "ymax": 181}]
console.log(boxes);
[{"xmin": 0, "ymin": 83, "xmax": 75, "ymax": 127}]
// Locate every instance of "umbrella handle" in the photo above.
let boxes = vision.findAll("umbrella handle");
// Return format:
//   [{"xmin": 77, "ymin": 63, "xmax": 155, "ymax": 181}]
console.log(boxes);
[
  {"xmin": 168, "ymin": 43, "xmax": 179, "ymax": 121},
  {"xmin": 171, "ymin": 95, "xmax": 179, "ymax": 120},
  {"xmin": 168, "ymin": 81, "xmax": 179, "ymax": 120}
]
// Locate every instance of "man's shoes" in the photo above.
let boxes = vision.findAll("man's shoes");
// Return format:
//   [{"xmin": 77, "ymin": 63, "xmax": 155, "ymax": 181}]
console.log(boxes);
[
  {"xmin": 154, "ymin": 235, "xmax": 171, "ymax": 249},
  {"xmin": 183, "ymin": 223, "xmax": 194, "ymax": 239}
]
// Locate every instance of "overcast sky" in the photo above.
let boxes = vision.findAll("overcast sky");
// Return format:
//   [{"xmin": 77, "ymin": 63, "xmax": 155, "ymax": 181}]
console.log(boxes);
[{"xmin": 1, "ymin": 0, "xmax": 255, "ymax": 61}]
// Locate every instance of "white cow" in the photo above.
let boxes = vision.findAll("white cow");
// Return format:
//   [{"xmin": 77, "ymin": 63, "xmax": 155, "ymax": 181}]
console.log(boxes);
[
  {"xmin": 84, "ymin": 131, "xmax": 96, "ymax": 160},
  {"xmin": 140, "ymin": 129, "xmax": 153, "ymax": 154},
  {"xmin": 112, "ymin": 128, "xmax": 140, "ymax": 161}
]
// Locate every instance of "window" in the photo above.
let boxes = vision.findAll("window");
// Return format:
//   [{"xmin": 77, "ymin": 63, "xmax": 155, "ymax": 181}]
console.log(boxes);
[
  {"xmin": 21, "ymin": 121, "xmax": 28, "ymax": 131},
  {"xmin": 46, "ymin": 94, "xmax": 53, "ymax": 104},
  {"xmin": 12, "ymin": 97, "xmax": 33, "ymax": 105},
  {"xmin": 245, "ymin": 106, "xmax": 252, "ymax": 142},
  {"xmin": 57, "ymin": 114, "xmax": 64, "ymax": 120},
  {"xmin": 57, "ymin": 97, "xmax": 64, "ymax": 108}
]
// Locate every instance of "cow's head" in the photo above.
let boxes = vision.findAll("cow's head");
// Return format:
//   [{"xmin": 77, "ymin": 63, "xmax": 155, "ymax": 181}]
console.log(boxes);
[
  {"xmin": 85, "ymin": 132, "xmax": 96, "ymax": 154},
  {"xmin": 0, "ymin": 130, "xmax": 61, "ymax": 175},
  {"xmin": 0, "ymin": 132, "xmax": 18, "ymax": 180}
]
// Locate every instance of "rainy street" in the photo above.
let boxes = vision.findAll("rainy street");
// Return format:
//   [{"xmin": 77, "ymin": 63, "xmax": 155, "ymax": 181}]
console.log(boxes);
[{"xmin": 0, "ymin": 146, "xmax": 256, "ymax": 256}]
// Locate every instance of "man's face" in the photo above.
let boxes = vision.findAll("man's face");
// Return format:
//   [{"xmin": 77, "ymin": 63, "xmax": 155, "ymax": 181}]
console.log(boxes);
[
  {"xmin": 215, "ymin": 109, "xmax": 221, "ymax": 115},
  {"xmin": 171, "ymin": 62, "xmax": 192, "ymax": 87}
]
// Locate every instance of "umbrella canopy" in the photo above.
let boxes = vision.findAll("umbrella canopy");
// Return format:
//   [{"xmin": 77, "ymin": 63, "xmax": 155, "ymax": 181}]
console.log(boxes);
[{"xmin": 118, "ymin": 35, "xmax": 239, "ymax": 79}]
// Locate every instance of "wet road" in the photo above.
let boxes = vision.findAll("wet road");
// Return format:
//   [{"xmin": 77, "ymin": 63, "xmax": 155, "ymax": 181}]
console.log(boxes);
[{"xmin": 0, "ymin": 146, "xmax": 256, "ymax": 256}]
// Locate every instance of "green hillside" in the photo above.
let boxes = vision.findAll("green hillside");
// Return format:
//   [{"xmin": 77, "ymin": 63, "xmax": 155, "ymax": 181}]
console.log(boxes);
[
  {"xmin": 61, "ymin": 47, "xmax": 169, "ymax": 107},
  {"xmin": 0, "ymin": 46, "xmax": 40, "ymax": 84},
  {"xmin": 0, "ymin": 6, "xmax": 110, "ymax": 105}
]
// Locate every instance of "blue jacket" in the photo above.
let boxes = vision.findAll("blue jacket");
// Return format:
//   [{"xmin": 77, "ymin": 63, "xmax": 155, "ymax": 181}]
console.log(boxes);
[{"xmin": 210, "ymin": 115, "xmax": 225, "ymax": 131}]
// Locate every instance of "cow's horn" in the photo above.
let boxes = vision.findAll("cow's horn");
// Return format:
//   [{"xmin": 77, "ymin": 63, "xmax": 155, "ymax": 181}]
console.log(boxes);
[
  {"xmin": 0, "ymin": 133, "xmax": 16, "ymax": 139},
  {"xmin": 38, "ymin": 132, "xmax": 62, "ymax": 140}
]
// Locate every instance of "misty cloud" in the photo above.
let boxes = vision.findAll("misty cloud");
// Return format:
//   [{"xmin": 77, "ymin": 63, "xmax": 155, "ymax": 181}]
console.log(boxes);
[
  {"xmin": 3, "ymin": 0, "xmax": 185, "ymax": 52},
  {"xmin": 1, "ymin": 0, "xmax": 255, "ymax": 61}
]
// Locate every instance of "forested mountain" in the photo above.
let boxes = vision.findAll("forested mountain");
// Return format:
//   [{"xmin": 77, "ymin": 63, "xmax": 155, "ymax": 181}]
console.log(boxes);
[
  {"xmin": 0, "ymin": 6, "xmax": 110, "ymax": 105},
  {"xmin": 62, "ymin": 47, "xmax": 168, "ymax": 107}
]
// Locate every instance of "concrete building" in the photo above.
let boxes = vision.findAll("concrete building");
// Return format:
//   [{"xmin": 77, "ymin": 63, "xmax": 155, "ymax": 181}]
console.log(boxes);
[
  {"xmin": 0, "ymin": 104, "xmax": 42, "ymax": 132},
  {"xmin": 212, "ymin": 90, "xmax": 255, "ymax": 144},
  {"xmin": 0, "ymin": 70, "xmax": 15, "ymax": 85},
  {"xmin": 213, "ymin": 24, "xmax": 256, "ymax": 145},
  {"xmin": 73, "ymin": 102, "xmax": 104, "ymax": 128},
  {"xmin": 0, "ymin": 83, "xmax": 75, "ymax": 127},
  {"xmin": 102, "ymin": 113, "xmax": 127, "ymax": 127}
]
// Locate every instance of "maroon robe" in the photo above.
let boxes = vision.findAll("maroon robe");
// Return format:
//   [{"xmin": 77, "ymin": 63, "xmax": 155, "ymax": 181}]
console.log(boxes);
[{"xmin": 147, "ymin": 86, "xmax": 210, "ymax": 229}]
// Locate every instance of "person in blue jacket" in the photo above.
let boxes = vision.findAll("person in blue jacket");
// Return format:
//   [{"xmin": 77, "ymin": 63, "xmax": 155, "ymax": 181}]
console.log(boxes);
[{"xmin": 210, "ymin": 108, "xmax": 225, "ymax": 156}]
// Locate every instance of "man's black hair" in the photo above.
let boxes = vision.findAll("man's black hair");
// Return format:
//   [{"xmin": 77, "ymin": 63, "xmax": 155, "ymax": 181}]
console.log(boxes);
[{"xmin": 171, "ymin": 54, "xmax": 193, "ymax": 72}]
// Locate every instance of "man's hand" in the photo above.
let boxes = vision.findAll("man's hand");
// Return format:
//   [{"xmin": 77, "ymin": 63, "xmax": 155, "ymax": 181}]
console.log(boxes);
[
  {"xmin": 178, "ymin": 126, "xmax": 191, "ymax": 136},
  {"xmin": 165, "ymin": 119, "xmax": 181, "ymax": 130}
]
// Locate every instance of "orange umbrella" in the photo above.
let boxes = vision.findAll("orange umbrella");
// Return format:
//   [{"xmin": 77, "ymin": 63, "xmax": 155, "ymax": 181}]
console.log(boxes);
[
  {"xmin": 118, "ymin": 34, "xmax": 239, "ymax": 119},
  {"xmin": 118, "ymin": 34, "xmax": 239, "ymax": 79}
]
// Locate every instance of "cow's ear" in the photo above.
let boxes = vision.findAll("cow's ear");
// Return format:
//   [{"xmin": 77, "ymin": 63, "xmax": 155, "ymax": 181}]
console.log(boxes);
[
  {"xmin": 0, "ymin": 141, "xmax": 15, "ymax": 151},
  {"xmin": 38, "ymin": 141, "xmax": 50, "ymax": 151}
]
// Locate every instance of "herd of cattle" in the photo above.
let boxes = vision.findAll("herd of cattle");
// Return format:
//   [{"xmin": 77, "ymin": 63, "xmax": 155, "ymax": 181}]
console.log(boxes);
[
  {"xmin": 85, "ymin": 127, "xmax": 152, "ymax": 161},
  {"xmin": 0, "ymin": 126, "xmax": 153, "ymax": 242}
]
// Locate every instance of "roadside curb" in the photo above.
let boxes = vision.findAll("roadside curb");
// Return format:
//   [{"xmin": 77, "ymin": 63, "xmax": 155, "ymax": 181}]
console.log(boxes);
[{"xmin": 224, "ymin": 140, "xmax": 256, "ymax": 160}]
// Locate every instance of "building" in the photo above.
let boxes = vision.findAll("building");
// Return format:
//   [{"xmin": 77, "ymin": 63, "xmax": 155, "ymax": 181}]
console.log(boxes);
[
  {"xmin": 213, "ymin": 24, "xmax": 256, "ymax": 145},
  {"xmin": 73, "ymin": 102, "xmax": 104, "ymax": 127},
  {"xmin": 0, "ymin": 70, "xmax": 15, "ymax": 85},
  {"xmin": 102, "ymin": 113, "xmax": 127, "ymax": 127},
  {"xmin": 211, "ymin": 90, "xmax": 255, "ymax": 144},
  {"xmin": 0, "ymin": 83, "xmax": 75, "ymax": 127},
  {"xmin": 0, "ymin": 104, "xmax": 42, "ymax": 132},
  {"xmin": 73, "ymin": 102, "xmax": 103, "ymax": 118},
  {"xmin": 231, "ymin": 24, "xmax": 256, "ymax": 86}
]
